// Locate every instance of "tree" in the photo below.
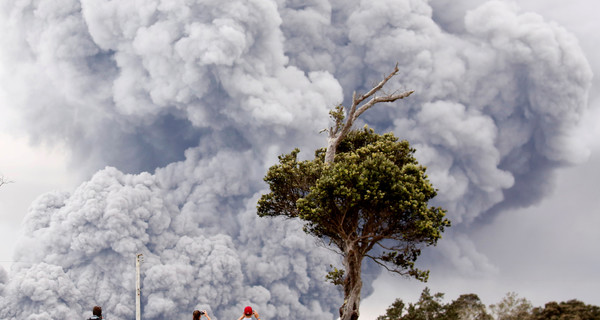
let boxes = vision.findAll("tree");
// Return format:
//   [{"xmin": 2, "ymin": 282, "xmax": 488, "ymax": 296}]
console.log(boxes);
[
  {"xmin": 403, "ymin": 287, "xmax": 446, "ymax": 320},
  {"xmin": 489, "ymin": 292, "xmax": 533, "ymax": 320},
  {"xmin": 257, "ymin": 66, "xmax": 450, "ymax": 320},
  {"xmin": 380, "ymin": 290, "xmax": 600, "ymax": 320},
  {"xmin": 529, "ymin": 300, "xmax": 600, "ymax": 320},
  {"xmin": 376, "ymin": 298, "xmax": 406, "ymax": 320},
  {"xmin": 444, "ymin": 294, "xmax": 492, "ymax": 320},
  {"xmin": 379, "ymin": 289, "xmax": 491, "ymax": 320}
]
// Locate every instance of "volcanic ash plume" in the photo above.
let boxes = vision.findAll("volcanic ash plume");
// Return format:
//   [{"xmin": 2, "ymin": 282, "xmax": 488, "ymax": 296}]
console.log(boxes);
[
  {"xmin": 0, "ymin": 0, "xmax": 593, "ymax": 319},
  {"xmin": 0, "ymin": 160, "xmax": 341, "ymax": 320}
]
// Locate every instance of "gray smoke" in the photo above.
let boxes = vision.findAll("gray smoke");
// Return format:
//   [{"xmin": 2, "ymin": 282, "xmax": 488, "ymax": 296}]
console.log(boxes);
[
  {"xmin": 1, "ymin": 162, "xmax": 341, "ymax": 320},
  {"xmin": 0, "ymin": 0, "xmax": 592, "ymax": 319}
]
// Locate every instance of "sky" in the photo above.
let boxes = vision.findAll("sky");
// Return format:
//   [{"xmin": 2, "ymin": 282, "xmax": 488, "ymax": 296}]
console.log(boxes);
[{"xmin": 0, "ymin": 0, "xmax": 599, "ymax": 319}]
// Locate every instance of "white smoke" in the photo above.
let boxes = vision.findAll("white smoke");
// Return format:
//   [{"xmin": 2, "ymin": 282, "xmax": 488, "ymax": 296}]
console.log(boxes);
[{"xmin": 0, "ymin": 0, "xmax": 593, "ymax": 319}]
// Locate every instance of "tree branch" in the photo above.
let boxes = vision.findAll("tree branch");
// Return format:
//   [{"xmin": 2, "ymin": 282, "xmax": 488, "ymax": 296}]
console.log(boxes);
[
  {"xmin": 325, "ymin": 64, "xmax": 414, "ymax": 163},
  {"xmin": 353, "ymin": 63, "xmax": 401, "ymax": 107},
  {"xmin": 352, "ymin": 90, "xmax": 414, "ymax": 123},
  {"xmin": 0, "ymin": 175, "xmax": 14, "ymax": 188},
  {"xmin": 365, "ymin": 254, "xmax": 410, "ymax": 276}
]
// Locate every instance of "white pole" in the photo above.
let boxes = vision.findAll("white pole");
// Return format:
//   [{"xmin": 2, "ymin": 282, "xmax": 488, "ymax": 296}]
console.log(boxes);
[{"xmin": 136, "ymin": 253, "xmax": 143, "ymax": 320}]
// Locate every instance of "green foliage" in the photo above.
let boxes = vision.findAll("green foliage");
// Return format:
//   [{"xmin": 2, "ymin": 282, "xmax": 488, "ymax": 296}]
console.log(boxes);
[
  {"xmin": 444, "ymin": 294, "xmax": 492, "ymax": 320},
  {"xmin": 326, "ymin": 265, "xmax": 345, "ymax": 286},
  {"xmin": 258, "ymin": 126, "xmax": 450, "ymax": 280},
  {"xmin": 529, "ymin": 299, "xmax": 600, "ymax": 320},
  {"xmin": 402, "ymin": 287, "xmax": 446, "ymax": 320},
  {"xmin": 376, "ymin": 298, "xmax": 405, "ymax": 320},
  {"xmin": 378, "ymin": 288, "xmax": 489, "ymax": 320},
  {"xmin": 329, "ymin": 104, "xmax": 346, "ymax": 133},
  {"xmin": 378, "ymin": 290, "xmax": 600, "ymax": 320}
]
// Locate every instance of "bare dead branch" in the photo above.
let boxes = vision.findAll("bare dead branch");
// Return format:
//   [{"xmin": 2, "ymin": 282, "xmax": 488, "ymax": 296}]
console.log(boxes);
[
  {"xmin": 325, "ymin": 64, "xmax": 414, "ymax": 163},
  {"xmin": 353, "ymin": 89, "xmax": 414, "ymax": 122},
  {"xmin": 0, "ymin": 176, "xmax": 14, "ymax": 187},
  {"xmin": 353, "ymin": 63, "xmax": 400, "ymax": 107}
]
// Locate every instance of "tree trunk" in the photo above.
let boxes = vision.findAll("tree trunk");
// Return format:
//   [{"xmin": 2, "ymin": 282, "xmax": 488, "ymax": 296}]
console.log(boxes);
[
  {"xmin": 325, "ymin": 136, "xmax": 338, "ymax": 164},
  {"xmin": 339, "ymin": 241, "xmax": 363, "ymax": 320}
]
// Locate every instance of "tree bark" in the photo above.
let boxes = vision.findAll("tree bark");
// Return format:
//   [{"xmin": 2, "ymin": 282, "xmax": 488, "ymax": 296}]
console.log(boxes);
[
  {"xmin": 339, "ymin": 241, "xmax": 363, "ymax": 320},
  {"xmin": 326, "ymin": 65, "xmax": 415, "ymax": 320}
]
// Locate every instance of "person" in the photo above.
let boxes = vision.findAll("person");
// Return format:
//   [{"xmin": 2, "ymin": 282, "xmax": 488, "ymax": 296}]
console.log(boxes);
[
  {"xmin": 238, "ymin": 306, "xmax": 260, "ymax": 320},
  {"xmin": 88, "ymin": 306, "xmax": 102, "ymax": 320},
  {"xmin": 193, "ymin": 309, "xmax": 211, "ymax": 320}
]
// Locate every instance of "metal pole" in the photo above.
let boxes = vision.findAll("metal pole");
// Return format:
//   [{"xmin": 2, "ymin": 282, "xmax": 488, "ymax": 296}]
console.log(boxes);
[{"xmin": 136, "ymin": 253, "xmax": 143, "ymax": 320}]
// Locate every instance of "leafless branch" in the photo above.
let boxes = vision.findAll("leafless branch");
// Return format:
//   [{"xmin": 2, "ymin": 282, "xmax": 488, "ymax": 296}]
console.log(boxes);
[
  {"xmin": 365, "ymin": 254, "xmax": 408, "ymax": 276},
  {"xmin": 0, "ymin": 175, "xmax": 14, "ymax": 187},
  {"xmin": 325, "ymin": 64, "xmax": 414, "ymax": 163}
]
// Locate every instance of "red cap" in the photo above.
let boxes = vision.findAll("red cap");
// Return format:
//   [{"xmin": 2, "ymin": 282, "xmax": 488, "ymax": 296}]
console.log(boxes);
[{"xmin": 244, "ymin": 306, "xmax": 252, "ymax": 315}]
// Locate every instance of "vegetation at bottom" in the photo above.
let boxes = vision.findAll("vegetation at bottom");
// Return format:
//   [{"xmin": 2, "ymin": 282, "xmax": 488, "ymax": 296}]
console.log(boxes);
[{"xmin": 377, "ymin": 288, "xmax": 600, "ymax": 320}]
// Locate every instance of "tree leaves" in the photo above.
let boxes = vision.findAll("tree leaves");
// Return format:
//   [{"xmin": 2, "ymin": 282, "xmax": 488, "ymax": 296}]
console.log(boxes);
[
  {"xmin": 257, "ymin": 125, "xmax": 450, "ymax": 320},
  {"xmin": 257, "ymin": 126, "xmax": 450, "ymax": 277},
  {"xmin": 379, "ymin": 290, "xmax": 600, "ymax": 320}
]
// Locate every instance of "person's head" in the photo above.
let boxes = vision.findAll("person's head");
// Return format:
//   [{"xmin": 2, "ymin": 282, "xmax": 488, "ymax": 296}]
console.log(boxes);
[
  {"xmin": 193, "ymin": 310, "xmax": 201, "ymax": 320},
  {"xmin": 244, "ymin": 306, "xmax": 253, "ymax": 317},
  {"xmin": 93, "ymin": 306, "xmax": 102, "ymax": 317}
]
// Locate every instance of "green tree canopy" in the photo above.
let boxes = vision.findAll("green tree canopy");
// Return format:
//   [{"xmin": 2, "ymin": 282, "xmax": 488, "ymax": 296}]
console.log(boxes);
[
  {"xmin": 377, "ymin": 288, "xmax": 492, "ymax": 320},
  {"xmin": 258, "ymin": 127, "xmax": 449, "ymax": 320},
  {"xmin": 376, "ymin": 298, "xmax": 406, "ymax": 320},
  {"xmin": 530, "ymin": 299, "xmax": 600, "ymax": 320},
  {"xmin": 378, "ymin": 289, "xmax": 600, "ymax": 320},
  {"xmin": 403, "ymin": 287, "xmax": 446, "ymax": 320},
  {"xmin": 444, "ymin": 294, "xmax": 492, "ymax": 320}
]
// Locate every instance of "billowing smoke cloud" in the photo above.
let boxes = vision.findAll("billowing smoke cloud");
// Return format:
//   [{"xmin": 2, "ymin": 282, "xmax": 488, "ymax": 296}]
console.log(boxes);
[
  {"xmin": 0, "ymin": 161, "xmax": 341, "ymax": 320},
  {"xmin": 0, "ymin": 0, "xmax": 592, "ymax": 319}
]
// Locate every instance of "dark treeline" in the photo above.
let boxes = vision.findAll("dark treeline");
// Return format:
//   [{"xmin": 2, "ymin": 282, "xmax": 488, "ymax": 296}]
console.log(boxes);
[{"xmin": 377, "ymin": 288, "xmax": 600, "ymax": 320}]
